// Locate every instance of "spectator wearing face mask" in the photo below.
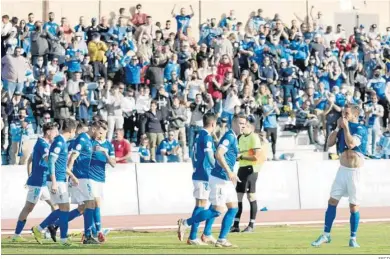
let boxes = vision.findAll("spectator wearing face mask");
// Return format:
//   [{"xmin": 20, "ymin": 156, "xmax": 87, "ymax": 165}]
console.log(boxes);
[
  {"xmin": 9, "ymin": 108, "xmax": 34, "ymax": 165},
  {"xmin": 364, "ymin": 94, "xmax": 384, "ymax": 155},
  {"xmin": 51, "ymin": 81, "xmax": 72, "ymax": 129},
  {"xmin": 375, "ymin": 125, "xmax": 390, "ymax": 159}
]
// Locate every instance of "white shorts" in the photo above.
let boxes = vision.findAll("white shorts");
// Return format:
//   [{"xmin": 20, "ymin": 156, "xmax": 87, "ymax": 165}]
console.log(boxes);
[
  {"xmin": 26, "ymin": 186, "xmax": 51, "ymax": 204},
  {"xmin": 69, "ymin": 179, "xmax": 95, "ymax": 205},
  {"xmin": 47, "ymin": 182, "xmax": 69, "ymax": 204},
  {"xmin": 193, "ymin": 180, "xmax": 210, "ymax": 200},
  {"xmin": 209, "ymin": 175, "xmax": 238, "ymax": 206},
  {"xmin": 90, "ymin": 180, "xmax": 104, "ymax": 199},
  {"xmin": 330, "ymin": 165, "xmax": 362, "ymax": 205}
]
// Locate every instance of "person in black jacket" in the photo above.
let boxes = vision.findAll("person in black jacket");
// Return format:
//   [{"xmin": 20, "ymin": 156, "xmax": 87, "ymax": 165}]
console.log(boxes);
[
  {"xmin": 142, "ymin": 100, "xmax": 165, "ymax": 162},
  {"xmin": 145, "ymin": 57, "xmax": 165, "ymax": 98}
]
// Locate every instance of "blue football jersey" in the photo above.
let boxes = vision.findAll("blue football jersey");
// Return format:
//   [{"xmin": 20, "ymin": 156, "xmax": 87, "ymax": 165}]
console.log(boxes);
[
  {"xmin": 211, "ymin": 129, "xmax": 238, "ymax": 181},
  {"xmin": 27, "ymin": 138, "xmax": 50, "ymax": 187},
  {"xmin": 47, "ymin": 135, "xmax": 68, "ymax": 182},
  {"xmin": 337, "ymin": 122, "xmax": 368, "ymax": 156},
  {"xmin": 89, "ymin": 139, "xmax": 115, "ymax": 183},
  {"xmin": 71, "ymin": 132, "xmax": 93, "ymax": 179},
  {"xmin": 192, "ymin": 129, "xmax": 216, "ymax": 181},
  {"xmin": 138, "ymin": 146, "xmax": 150, "ymax": 162}
]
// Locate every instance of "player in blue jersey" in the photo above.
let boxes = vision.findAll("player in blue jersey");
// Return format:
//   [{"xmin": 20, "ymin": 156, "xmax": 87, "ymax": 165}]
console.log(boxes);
[
  {"xmin": 12, "ymin": 122, "xmax": 58, "ymax": 242},
  {"xmin": 31, "ymin": 119, "xmax": 77, "ymax": 246},
  {"xmin": 88, "ymin": 121, "xmax": 116, "ymax": 242},
  {"xmin": 67, "ymin": 120, "xmax": 106, "ymax": 244},
  {"xmin": 46, "ymin": 121, "xmax": 90, "ymax": 242},
  {"xmin": 312, "ymin": 104, "xmax": 368, "ymax": 248},
  {"xmin": 182, "ymin": 113, "xmax": 218, "ymax": 245},
  {"xmin": 178, "ymin": 113, "xmax": 247, "ymax": 247}
]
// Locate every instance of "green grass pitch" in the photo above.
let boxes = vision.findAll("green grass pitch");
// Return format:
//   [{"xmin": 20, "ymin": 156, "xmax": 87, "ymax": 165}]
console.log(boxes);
[{"xmin": 2, "ymin": 223, "xmax": 390, "ymax": 254}]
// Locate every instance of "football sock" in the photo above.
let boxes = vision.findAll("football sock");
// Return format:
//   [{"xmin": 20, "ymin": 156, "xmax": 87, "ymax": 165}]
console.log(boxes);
[
  {"xmin": 219, "ymin": 208, "xmax": 238, "ymax": 239},
  {"xmin": 189, "ymin": 206, "xmax": 204, "ymax": 240},
  {"xmin": 58, "ymin": 211, "xmax": 69, "ymax": 239},
  {"xmin": 350, "ymin": 211, "xmax": 360, "ymax": 238},
  {"xmin": 83, "ymin": 208, "xmax": 94, "ymax": 238},
  {"xmin": 203, "ymin": 205, "xmax": 216, "ymax": 236},
  {"xmin": 324, "ymin": 204, "xmax": 337, "ymax": 234},
  {"xmin": 233, "ymin": 202, "xmax": 243, "ymax": 228},
  {"xmin": 249, "ymin": 201, "xmax": 258, "ymax": 228},
  {"xmin": 94, "ymin": 207, "xmax": 102, "ymax": 233},
  {"xmin": 186, "ymin": 207, "xmax": 221, "ymax": 226},
  {"xmin": 39, "ymin": 209, "xmax": 60, "ymax": 230},
  {"xmin": 15, "ymin": 220, "xmax": 26, "ymax": 235}
]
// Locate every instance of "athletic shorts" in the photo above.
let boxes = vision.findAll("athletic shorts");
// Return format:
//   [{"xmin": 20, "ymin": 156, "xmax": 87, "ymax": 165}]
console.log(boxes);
[
  {"xmin": 90, "ymin": 180, "xmax": 104, "ymax": 199},
  {"xmin": 26, "ymin": 185, "xmax": 51, "ymax": 204},
  {"xmin": 330, "ymin": 165, "xmax": 362, "ymax": 205},
  {"xmin": 236, "ymin": 166, "xmax": 258, "ymax": 193},
  {"xmin": 69, "ymin": 179, "xmax": 95, "ymax": 205},
  {"xmin": 47, "ymin": 181, "xmax": 69, "ymax": 204},
  {"xmin": 209, "ymin": 175, "xmax": 238, "ymax": 206},
  {"xmin": 193, "ymin": 180, "xmax": 210, "ymax": 200}
]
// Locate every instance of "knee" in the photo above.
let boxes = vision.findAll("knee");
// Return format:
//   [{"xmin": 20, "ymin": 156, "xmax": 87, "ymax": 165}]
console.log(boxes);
[
  {"xmin": 196, "ymin": 199, "xmax": 207, "ymax": 207},
  {"xmin": 349, "ymin": 204, "xmax": 359, "ymax": 213},
  {"xmin": 328, "ymin": 198, "xmax": 339, "ymax": 207},
  {"xmin": 247, "ymin": 193, "xmax": 256, "ymax": 202},
  {"xmin": 210, "ymin": 207, "xmax": 222, "ymax": 218},
  {"xmin": 78, "ymin": 204, "xmax": 85, "ymax": 214}
]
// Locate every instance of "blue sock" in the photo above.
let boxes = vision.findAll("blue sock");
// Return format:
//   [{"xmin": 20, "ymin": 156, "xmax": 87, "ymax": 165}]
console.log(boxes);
[
  {"xmin": 53, "ymin": 208, "xmax": 82, "ymax": 227},
  {"xmin": 83, "ymin": 208, "xmax": 94, "ymax": 238},
  {"xmin": 203, "ymin": 205, "xmax": 216, "ymax": 236},
  {"xmin": 39, "ymin": 209, "xmax": 60, "ymax": 229},
  {"xmin": 189, "ymin": 206, "xmax": 204, "ymax": 240},
  {"xmin": 350, "ymin": 211, "xmax": 360, "ymax": 238},
  {"xmin": 91, "ymin": 213, "xmax": 97, "ymax": 237},
  {"xmin": 15, "ymin": 220, "xmax": 26, "ymax": 235},
  {"xmin": 58, "ymin": 211, "xmax": 69, "ymax": 239},
  {"xmin": 94, "ymin": 207, "xmax": 102, "ymax": 233},
  {"xmin": 324, "ymin": 204, "xmax": 337, "ymax": 233},
  {"xmin": 187, "ymin": 208, "xmax": 221, "ymax": 226},
  {"xmin": 219, "ymin": 207, "xmax": 238, "ymax": 239}
]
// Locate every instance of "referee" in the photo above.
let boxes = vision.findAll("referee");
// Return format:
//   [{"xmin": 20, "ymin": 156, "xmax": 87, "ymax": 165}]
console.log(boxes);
[{"xmin": 231, "ymin": 115, "xmax": 263, "ymax": 233}]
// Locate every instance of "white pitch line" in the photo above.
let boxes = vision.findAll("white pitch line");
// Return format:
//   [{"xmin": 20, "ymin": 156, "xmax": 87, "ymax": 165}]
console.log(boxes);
[{"xmin": 2, "ymin": 218, "xmax": 390, "ymax": 236}]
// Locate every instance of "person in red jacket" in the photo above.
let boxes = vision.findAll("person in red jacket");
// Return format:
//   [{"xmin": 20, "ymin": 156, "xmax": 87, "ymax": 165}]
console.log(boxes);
[
  {"xmin": 217, "ymin": 54, "xmax": 233, "ymax": 78},
  {"xmin": 112, "ymin": 128, "xmax": 132, "ymax": 163},
  {"xmin": 205, "ymin": 64, "xmax": 224, "ymax": 115}
]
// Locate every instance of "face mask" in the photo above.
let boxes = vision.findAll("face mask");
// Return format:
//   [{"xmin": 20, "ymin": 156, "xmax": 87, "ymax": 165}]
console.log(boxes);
[
  {"xmin": 310, "ymin": 60, "xmax": 315, "ymax": 64},
  {"xmin": 375, "ymin": 73, "xmax": 381, "ymax": 77},
  {"xmin": 341, "ymin": 89, "xmax": 347, "ymax": 94},
  {"xmin": 210, "ymin": 22, "xmax": 216, "ymax": 27},
  {"xmin": 37, "ymin": 61, "xmax": 43, "ymax": 66}
]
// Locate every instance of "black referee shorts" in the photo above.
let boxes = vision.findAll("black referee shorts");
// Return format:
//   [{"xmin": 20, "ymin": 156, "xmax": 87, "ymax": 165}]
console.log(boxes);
[{"xmin": 236, "ymin": 165, "xmax": 258, "ymax": 193}]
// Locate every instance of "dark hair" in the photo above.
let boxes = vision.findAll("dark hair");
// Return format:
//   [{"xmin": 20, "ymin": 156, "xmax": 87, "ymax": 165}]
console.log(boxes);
[
  {"xmin": 233, "ymin": 112, "xmax": 248, "ymax": 121},
  {"xmin": 76, "ymin": 121, "xmax": 88, "ymax": 131},
  {"xmin": 203, "ymin": 112, "xmax": 217, "ymax": 127},
  {"xmin": 18, "ymin": 108, "xmax": 27, "ymax": 114},
  {"xmin": 119, "ymin": 8, "xmax": 125, "ymax": 13},
  {"xmin": 136, "ymin": 4, "xmax": 142, "ymax": 9},
  {"xmin": 62, "ymin": 118, "xmax": 77, "ymax": 132},
  {"xmin": 79, "ymin": 82, "xmax": 86, "ymax": 88},
  {"xmin": 43, "ymin": 122, "xmax": 58, "ymax": 135},
  {"xmin": 28, "ymin": 13, "xmax": 34, "ymax": 16},
  {"xmin": 2, "ymin": 15, "xmax": 9, "ymax": 19},
  {"xmin": 150, "ymin": 100, "xmax": 158, "ymax": 106}
]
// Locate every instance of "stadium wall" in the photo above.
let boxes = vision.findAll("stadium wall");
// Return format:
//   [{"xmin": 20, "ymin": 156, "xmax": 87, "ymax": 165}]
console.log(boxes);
[
  {"xmin": 1, "ymin": 0, "xmax": 390, "ymax": 39},
  {"xmin": 2, "ymin": 160, "xmax": 390, "ymax": 219}
]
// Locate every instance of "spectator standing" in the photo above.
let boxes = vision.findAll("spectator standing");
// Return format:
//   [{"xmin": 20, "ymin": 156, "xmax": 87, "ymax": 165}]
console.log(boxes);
[
  {"xmin": 124, "ymin": 56, "xmax": 142, "ymax": 90},
  {"xmin": 51, "ymin": 82, "xmax": 72, "ymax": 129},
  {"xmin": 106, "ymin": 85, "xmax": 124, "ymax": 141},
  {"xmin": 376, "ymin": 125, "xmax": 390, "ymax": 159},
  {"xmin": 9, "ymin": 108, "xmax": 34, "ymax": 165},
  {"xmin": 43, "ymin": 12, "xmax": 59, "ymax": 36},
  {"xmin": 131, "ymin": 4, "xmax": 148, "ymax": 28},
  {"xmin": 171, "ymin": 5, "xmax": 194, "ymax": 36},
  {"xmin": 33, "ymin": 84, "xmax": 51, "ymax": 132},
  {"xmin": 88, "ymin": 33, "xmax": 108, "ymax": 81},
  {"xmin": 30, "ymin": 21, "xmax": 51, "ymax": 65},
  {"xmin": 365, "ymin": 94, "xmax": 384, "ymax": 155},
  {"xmin": 1, "ymin": 47, "xmax": 29, "ymax": 98},
  {"xmin": 122, "ymin": 89, "xmax": 137, "ymax": 142},
  {"xmin": 168, "ymin": 96, "xmax": 188, "ymax": 160},
  {"xmin": 112, "ymin": 128, "xmax": 132, "ymax": 163},
  {"xmin": 59, "ymin": 17, "xmax": 74, "ymax": 44},
  {"xmin": 145, "ymin": 57, "xmax": 165, "ymax": 98},
  {"xmin": 262, "ymin": 96, "xmax": 280, "ymax": 160},
  {"xmin": 106, "ymin": 41, "xmax": 124, "ymax": 83},
  {"xmin": 142, "ymin": 100, "xmax": 164, "ymax": 162},
  {"xmin": 367, "ymin": 69, "xmax": 390, "ymax": 128}
]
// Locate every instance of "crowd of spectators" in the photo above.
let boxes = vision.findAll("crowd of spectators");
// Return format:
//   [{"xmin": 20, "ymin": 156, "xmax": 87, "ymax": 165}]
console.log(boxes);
[{"xmin": 2, "ymin": 4, "xmax": 390, "ymax": 165}]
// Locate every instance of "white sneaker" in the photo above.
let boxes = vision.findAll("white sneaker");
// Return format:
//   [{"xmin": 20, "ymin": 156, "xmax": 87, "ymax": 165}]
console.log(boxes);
[
  {"xmin": 215, "ymin": 239, "xmax": 236, "ymax": 248},
  {"xmin": 187, "ymin": 238, "xmax": 207, "ymax": 245},
  {"xmin": 201, "ymin": 234, "xmax": 217, "ymax": 245},
  {"xmin": 177, "ymin": 219, "xmax": 188, "ymax": 242}
]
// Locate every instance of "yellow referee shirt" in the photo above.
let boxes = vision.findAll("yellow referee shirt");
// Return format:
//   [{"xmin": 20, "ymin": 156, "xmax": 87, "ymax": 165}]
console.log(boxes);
[{"xmin": 238, "ymin": 132, "xmax": 262, "ymax": 172}]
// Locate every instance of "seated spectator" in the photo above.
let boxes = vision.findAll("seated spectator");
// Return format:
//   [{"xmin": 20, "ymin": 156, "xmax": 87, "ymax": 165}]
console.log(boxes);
[
  {"xmin": 138, "ymin": 137, "xmax": 151, "ymax": 163},
  {"xmin": 112, "ymin": 128, "xmax": 132, "ymax": 163},
  {"xmin": 9, "ymin": 108, "xmax": 34, "ymax": 165},
  {"xmin": 295, "ymin": 100, "xmax": 320, "ymax": 145},
  {"xmin": 156, "ymin": 130, "xmax": 180, "ymax": 162}
]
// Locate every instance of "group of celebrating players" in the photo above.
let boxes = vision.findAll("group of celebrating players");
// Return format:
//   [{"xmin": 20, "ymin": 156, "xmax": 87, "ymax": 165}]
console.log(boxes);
[
  {"xmin": 11, "ymin": 102, "xmax": 367, "ymax": 249},
  {"xmin": 12, "ymin": 118, "xmax": 115, "ymax": 246},
  {"xmin": 178, "ymin": 103, "xmax": 367, "ymax": 248}
]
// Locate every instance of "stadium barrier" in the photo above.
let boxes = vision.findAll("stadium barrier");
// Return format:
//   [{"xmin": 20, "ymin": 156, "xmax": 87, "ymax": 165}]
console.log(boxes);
[{"xmin": 2, "ymin": 160, "xmax": 390, "ymax": 219}]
